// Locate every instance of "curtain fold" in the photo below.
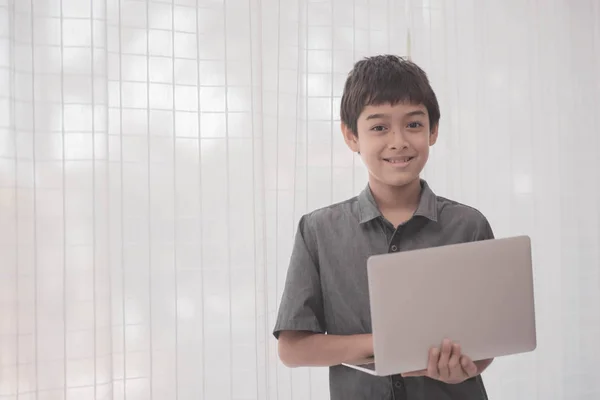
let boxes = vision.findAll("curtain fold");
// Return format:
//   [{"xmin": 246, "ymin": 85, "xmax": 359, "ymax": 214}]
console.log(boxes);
[{"xmin": 0, "ymin": 0, "xmax": 599, "ymax": 399}]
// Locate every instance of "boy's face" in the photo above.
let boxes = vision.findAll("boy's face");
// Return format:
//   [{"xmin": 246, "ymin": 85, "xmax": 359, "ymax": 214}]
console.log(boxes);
[{"xmin": 342, "ymin": 102, "xmax": 438, "ymax": 189}]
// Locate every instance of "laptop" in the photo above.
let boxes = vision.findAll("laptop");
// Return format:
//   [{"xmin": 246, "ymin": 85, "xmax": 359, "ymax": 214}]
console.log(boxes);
[{"xmin": 343, "ymin": 236, "xmax": 537, "ymax": 376}]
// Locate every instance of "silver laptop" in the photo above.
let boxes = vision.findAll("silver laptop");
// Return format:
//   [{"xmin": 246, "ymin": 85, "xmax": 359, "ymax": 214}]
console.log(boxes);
[{"xmin": 343, "ymin": 236, "xmax": 537, "ymax": 376}]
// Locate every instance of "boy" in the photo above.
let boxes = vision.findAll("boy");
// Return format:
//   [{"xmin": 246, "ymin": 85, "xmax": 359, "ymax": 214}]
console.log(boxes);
[{"xmin": 273, "ymin": 55, "xmax": 495, "ymax": 399}]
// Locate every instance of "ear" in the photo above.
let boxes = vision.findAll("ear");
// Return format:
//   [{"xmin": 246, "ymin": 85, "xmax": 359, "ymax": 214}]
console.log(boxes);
[
  {"xmin": 341, "ymin": 122, "xmax": 360, "ymax": 153},
  {"xmin": 429, "ymin": 123, "xmax": 439, "ymax": 146}
]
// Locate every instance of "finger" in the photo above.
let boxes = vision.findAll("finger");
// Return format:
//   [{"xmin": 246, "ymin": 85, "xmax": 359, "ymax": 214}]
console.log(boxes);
[
  {"xmin": 448, "ymin": 343, "xmax": 462, "ymax": 379},
  {"xmin": 437, "ymin": 339, "xmax": 452, "ymax": 380},
  {"xmin": 460, "ymin": 355, "xmax": 479, "ymax": 377},
  {"xmin": 427, "ymin": 347, "xmax": 440, "ymax": 379}
]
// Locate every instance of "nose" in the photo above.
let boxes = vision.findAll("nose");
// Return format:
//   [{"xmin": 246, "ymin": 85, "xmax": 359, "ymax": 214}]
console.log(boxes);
[{"xmin": 388, "ymin": 130, "xmax": 408, "ymax": 150}]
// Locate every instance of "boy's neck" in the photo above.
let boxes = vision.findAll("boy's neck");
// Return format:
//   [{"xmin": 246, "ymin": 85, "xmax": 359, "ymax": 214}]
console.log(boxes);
[{"xmin": 368, "ymin": 177, "xmax": 422, "ymax": 226}]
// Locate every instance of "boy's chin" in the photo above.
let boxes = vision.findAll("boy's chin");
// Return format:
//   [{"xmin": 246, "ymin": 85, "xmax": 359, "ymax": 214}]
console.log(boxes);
[{"xmin": 370, "ymin": 173, "xmax": 421, "ymax": 189}]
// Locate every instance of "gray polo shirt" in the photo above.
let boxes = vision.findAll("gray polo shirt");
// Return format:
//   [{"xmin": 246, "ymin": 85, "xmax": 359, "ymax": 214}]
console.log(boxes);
[{"xmin": 273, "ymin": 180, "xmax": 494, "ymax": 400}]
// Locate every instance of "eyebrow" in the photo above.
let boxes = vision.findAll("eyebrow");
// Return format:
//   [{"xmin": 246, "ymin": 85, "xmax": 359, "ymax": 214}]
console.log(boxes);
[{"xmin": 365, "ymin": 110, "xmax": 426, "ymax": 120}]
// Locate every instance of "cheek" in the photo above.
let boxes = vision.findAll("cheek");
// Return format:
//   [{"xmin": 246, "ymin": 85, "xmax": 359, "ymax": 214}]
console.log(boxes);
[
  {"xmin": 412, "ymin": 135, "xmax": 432, "ymax": 153},
  {"xmin": 360, "ymin": 142, "xmax": 385, "ymax": 160},
  {"xmin": 358, "ymin": 144, "xmax": 381, "ymax": 165}
]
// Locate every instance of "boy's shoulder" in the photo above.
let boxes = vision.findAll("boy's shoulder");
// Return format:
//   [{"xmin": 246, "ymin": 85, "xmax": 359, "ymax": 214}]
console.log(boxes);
[
  {"xmin": 300, "ymin": 192, "xmax": 490, "ymax": 224},
  {"xmin": 435, "ymin": 195, "xmax": 493, "ymax": 239},
  {"xmin": 297, "ymin": 195, "xmax": 367, "ymax": 245},
  {"xmin": 436, "ymin": 195, "xmax": 489, "ymax": 221},
  {"xmin": 301, "ymin": 196, "xmax": 360, "ymax": 229},
  {"xmin": 297, "ymin": 188, "xmax": 492, "ymax": 239}
]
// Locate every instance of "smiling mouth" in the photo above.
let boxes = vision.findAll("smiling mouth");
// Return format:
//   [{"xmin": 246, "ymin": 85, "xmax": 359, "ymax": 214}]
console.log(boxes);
[{"xmin": 383, "ymin": 156, "xmax": 415, "ymax": 165}]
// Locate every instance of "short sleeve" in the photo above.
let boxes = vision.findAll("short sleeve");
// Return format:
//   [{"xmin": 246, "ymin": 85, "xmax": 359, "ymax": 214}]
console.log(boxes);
[
  {"xmin": 473, "ymin": 215, "xmax": 495, "ymax": 241},
  {"xmin": 272, "ymin": 215, "xmax": 326, "ymax": 339}
]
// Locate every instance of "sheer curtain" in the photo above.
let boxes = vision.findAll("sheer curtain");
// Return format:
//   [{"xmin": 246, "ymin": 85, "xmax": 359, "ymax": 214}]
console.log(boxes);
[{"xmin": 0, "ymin": 0, "xmax": 599, "ymax": 399}]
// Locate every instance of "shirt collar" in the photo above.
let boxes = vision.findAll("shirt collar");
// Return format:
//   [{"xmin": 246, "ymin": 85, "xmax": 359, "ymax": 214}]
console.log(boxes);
[{"xmin": 357, "ymin": 179, "xmax": 438, "ymax": 224}]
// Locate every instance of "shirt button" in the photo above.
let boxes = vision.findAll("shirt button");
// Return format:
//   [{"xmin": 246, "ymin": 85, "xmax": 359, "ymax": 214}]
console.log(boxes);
[{"xmin": 391, "ymin": 245, "xmax": 398, "ymax": 252}]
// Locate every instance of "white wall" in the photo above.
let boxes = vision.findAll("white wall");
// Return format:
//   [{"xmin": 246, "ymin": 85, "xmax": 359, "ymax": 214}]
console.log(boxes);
[{"xmin": 0, "ymin": 0, "xmax": 598, "ymax": 399}]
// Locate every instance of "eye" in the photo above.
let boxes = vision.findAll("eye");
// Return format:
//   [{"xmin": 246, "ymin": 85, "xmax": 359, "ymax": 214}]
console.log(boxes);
[
  {"xmin": 371, "ymin": 125, "xmax": 387, "ymax": 132},
  {"xmin": 407, "ymin": 121, "xmax": 424, "ymax": 129}
]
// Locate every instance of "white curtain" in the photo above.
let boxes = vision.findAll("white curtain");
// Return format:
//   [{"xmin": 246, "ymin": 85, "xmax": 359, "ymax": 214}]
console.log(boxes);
[{"xmin": 1, "ymin": 0, "xmax": 599, "ymax": 399}]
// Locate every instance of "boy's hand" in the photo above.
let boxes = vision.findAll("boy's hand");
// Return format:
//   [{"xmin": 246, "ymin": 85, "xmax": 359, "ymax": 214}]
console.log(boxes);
[{"xmin": 402, "ymin": 339, "xmax": 488, "ymax": 384}]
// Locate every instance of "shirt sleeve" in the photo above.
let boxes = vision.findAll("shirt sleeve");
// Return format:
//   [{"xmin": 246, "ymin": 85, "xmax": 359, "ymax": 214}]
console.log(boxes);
[
  {"xmin": 272, "ymin": 215, "xmax": 326, "ymax": 339},
  {"xmin": 473, "ymin": 214, "xmax": 495, "ymax": 241}
]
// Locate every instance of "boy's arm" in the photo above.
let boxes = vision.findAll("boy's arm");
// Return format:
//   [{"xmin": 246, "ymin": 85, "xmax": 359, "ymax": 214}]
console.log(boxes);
[
  {"xmin": 274, "ymin": 215, "xmax": 373, "ymax": 368},
  {"xmin": 278, "ymin": 331, "xmax": 373, "ymax": 368},
  {"xmin": 473, "ymin": 214, "xmax": 494, "ymax": 242}
]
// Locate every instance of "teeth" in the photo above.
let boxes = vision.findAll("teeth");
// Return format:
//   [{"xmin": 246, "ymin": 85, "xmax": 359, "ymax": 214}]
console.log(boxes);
[{"xmin": 387, "ymin": 157, "xmax": 410, "ymax": 163}]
